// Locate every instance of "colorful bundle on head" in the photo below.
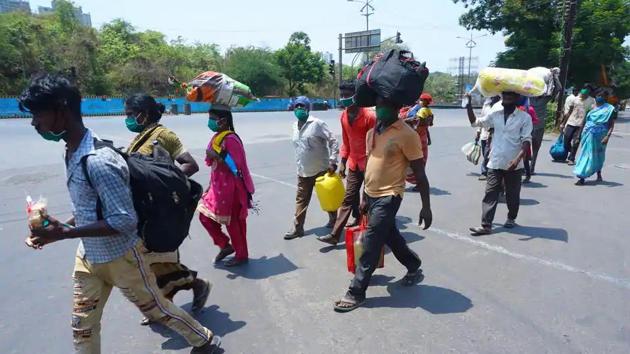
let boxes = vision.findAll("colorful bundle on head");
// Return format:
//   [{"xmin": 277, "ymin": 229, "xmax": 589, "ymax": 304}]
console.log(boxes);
[{"xmin": 184, "ymin": 71, "xmax": 257, "ymax": 108}]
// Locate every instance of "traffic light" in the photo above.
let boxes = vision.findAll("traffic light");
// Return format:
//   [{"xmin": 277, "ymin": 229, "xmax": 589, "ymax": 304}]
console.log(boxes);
[
  {"xmin": 395, "ymin": 32, "xmax": 402, "ymax": 44},
  {"xmin": 329, "ymin": 60, "xmax": 336, "ymax": 77}
]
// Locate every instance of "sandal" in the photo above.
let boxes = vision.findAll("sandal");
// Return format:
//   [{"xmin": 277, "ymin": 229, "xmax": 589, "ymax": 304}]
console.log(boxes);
[
  {"xmin": 402, "ymin": 269, "xmax": 424, "ymax": 287},
  {"xmin": 333, "ymin": 295, "xmax": 365, "ymax": 313}
]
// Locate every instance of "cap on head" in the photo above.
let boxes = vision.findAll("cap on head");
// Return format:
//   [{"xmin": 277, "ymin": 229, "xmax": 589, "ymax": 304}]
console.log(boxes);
[{"xmin": 294, "ymin": 96, "xmax": 311, "ymax": 110}]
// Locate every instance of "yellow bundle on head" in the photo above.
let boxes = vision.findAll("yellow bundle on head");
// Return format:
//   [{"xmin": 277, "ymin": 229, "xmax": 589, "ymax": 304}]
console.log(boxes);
[{"xmin": 474, "ymin": 67, "xmax": 552, "ymax": 97}]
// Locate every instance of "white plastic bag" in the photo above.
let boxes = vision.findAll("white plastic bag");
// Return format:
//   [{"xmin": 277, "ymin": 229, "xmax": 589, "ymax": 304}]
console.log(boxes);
[{"xmin": 461, "ymin": 141, "xmax": 481, "ymax": 165}]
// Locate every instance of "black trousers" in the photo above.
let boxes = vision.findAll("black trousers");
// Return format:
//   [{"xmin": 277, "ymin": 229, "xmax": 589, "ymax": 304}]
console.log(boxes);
[
  {"xmin": 531, "ymin": 127, "xmax": 544, "ymax": 173},
  {"xmin": 564, "ymin": 124, "xmax": 581, "ymax": 162},
  {"xmin": 482, "ymin": 169, "xmax": 523, "ymax": 227},
  {"xmin": 348, "ymin": 195, "xmax": 421, "ymax": 299},
  {"xmin": 330, "ymin": 169, "xmax": 364, "ymax": 241}
]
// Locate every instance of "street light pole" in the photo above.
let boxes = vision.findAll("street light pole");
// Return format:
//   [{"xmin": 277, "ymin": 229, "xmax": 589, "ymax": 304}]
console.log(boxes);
[
  {"xmin": 348, "ymin": 0, "xmax": 374, "ymax": 31},
  {"xmin": 457, "ymin": 33, "xmax": 487, "ymax": 89}
]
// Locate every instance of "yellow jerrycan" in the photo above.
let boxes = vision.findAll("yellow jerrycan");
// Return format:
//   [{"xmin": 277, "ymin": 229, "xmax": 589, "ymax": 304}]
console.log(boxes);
[{"xmin": 315, "ymin": 173, "xmax": 345, "ymax": 212}]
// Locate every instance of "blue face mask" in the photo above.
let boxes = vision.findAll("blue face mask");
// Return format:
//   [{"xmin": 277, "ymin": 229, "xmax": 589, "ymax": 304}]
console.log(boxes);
[
  {"xmin": 207, "ymin": 118, "xmax": 219, "ymax": 132},
  {"xmin": 125, "ymin": 114, "xmax": 145, "ymax": 133},
  {"xmin": 39, "ymin": 130, "xmax": 67, "ymax": 142},
  {"xmin": 37, "ymin": 112, "xmax": 67, "ymax": 142}
]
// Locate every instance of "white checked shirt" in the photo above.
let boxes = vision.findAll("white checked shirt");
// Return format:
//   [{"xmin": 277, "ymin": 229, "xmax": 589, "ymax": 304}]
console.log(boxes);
[
  {"xmin": 472, "ymin": 107, "xmax": 533, "ymax": 170},
  {"xmin": 66, "ymin": 129, "xmax": 139, "ymax": 264},
  {"xmin": 292, "ymin": 115, "xmax": 339, "ymax": 177}
]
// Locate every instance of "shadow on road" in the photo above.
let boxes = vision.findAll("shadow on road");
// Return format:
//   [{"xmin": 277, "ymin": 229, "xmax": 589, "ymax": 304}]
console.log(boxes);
[
  {"xmin": 304, "ymin": 226, "xmax": 330, "ymax": 237},
  {"xmin": 522, "ymin": 181, "xmax": 547, "ymax": 188},
  {"xmin": 520, "ymin": 198, "xmax": 540, "ymax": 206},
  {"xmin": 365, "ymin": 283, "xmax": 473, "ymax": 314},
  {"xmin": 406, "ymin": 186, "xmax": 452, "ymax": 196},
  {"xmin": 534, "ymin": 172, "xmax": 574, "ymax": 179},
  {"xmin": 151, "ymin": 304, "xmax": 245, "ymax": 351},
  {"xmin": 580, "ymin": 180, "xmax": 624, "ymax": 188},
  {"xmin": 492, "ymin": 225, "xmax": 569, "ymax": 242},
  {"xmin": 217, "ymin": 254, "xmax": 298, "ymax": 280}
]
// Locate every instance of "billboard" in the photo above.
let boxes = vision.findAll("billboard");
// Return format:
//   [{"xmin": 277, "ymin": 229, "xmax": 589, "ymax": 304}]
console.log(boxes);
[{"xmin": 344, "ymin": 29, "xmax": 381, "ymax": 54}]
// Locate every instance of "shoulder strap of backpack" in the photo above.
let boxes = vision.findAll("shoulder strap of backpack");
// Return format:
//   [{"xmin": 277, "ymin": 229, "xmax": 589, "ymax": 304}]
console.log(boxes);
[
  {"xmin": 81, "ymin": 138, "xmax": 116, "ymax": 220},
  {"xmin": 128, "ymin": 125, "xmax": 163, "ymax": 153}
]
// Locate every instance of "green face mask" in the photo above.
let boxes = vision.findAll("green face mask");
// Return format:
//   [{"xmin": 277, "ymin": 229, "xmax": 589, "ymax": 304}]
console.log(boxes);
[
  {"xmin": 39, "ymin": 130, "xmax": 67, "ymax": 142},
  {"xmin": 294, "ymin": 108, "xmax": 309, "ymax": 121},
  {"xmin": 376, "ymin": 106, "xmax": 398, "ymax": 123},
  {"xmin": 340, "ymin": 96, "xmax": 355, "ymax": 108},
  {"xmin": 125, "ymin": 115, "xmax": 145, "ymax": 133},
  {"xmin": 207, "ymin": 118, "xmax": 219, "ymax": 132}
]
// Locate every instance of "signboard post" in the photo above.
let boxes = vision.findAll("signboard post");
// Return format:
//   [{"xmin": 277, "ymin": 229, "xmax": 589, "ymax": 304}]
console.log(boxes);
[{"xmin": 344, "ymin": 29, "xmax": 381, "ymax": 54}]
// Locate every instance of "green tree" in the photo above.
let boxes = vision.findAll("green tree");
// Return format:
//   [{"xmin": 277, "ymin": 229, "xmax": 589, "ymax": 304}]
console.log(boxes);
[
  {"xmin": 424, "ymin": 72, "xmax": 459, "ymax": 103},
  {"xmin": 276, "ymin": 32, "xmax": 325, "ymax": 96},
  {"xmin": 224, "ymin": 46, "xmax": 284, "ymax": 97},
  {"xmin": 453, "ymin": 0, "xmax": 630, "ymax": 87}
]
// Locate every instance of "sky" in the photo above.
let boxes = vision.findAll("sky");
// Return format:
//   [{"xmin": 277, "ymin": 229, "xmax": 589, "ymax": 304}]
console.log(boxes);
[{"xmin": 27, "ymin": 0, "xmax": 508, "ymax": 73}]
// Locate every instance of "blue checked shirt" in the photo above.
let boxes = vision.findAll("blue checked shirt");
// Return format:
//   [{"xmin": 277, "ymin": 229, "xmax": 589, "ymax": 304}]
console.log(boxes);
[{"xmin": 66, "ymin": 129, "xmax": 139, "ymax": 264}]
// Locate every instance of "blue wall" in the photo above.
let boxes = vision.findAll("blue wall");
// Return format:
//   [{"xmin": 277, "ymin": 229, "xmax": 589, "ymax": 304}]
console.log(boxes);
[{"xmin": 0, "ymin": 97, "xmax": 338, "ymax": 118}]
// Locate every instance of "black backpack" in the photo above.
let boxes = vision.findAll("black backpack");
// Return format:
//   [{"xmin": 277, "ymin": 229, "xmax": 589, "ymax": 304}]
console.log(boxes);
[
  {"xmin": 355, "ymin": 49, "xmax": 429, "ymax": 107},
  {"xmin": 82, "ymin": 138, "xmax": 203, "ymax": 253}
]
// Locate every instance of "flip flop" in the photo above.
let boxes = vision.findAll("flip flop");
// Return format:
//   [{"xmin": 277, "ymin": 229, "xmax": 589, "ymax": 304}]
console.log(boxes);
[{"xmin": 333, "ymin": 295, "xmax": 365, "ymax": 313}]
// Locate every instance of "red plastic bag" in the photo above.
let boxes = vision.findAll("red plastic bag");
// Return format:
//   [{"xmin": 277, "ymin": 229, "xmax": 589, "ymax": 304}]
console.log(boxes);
[{"xmin": 345, "ymin": 218, "xmax": 384, "ymax": 274}]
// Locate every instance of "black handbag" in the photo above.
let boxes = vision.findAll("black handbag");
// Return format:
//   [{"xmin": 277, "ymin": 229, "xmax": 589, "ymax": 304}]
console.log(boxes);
[{"xmin": 355, "ymin": 49, "xmax": 429, "ymax": 107}]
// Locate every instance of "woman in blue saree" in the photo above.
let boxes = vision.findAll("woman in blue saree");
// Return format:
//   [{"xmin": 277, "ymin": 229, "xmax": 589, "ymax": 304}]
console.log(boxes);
[{"xmin": 573, "ymin": 94, "xmax": 617, "ymax": 185}]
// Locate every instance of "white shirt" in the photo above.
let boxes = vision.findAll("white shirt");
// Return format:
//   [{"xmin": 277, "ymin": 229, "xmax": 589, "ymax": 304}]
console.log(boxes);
[
  {"xmin": 477, "ymin": 100, "xmax": 502, "ymax": 140},
  {"xmin": 564, "ymin": 94, "xmax": 577, "ymax": 114},
  {"xmin": 566, "ymin": 96, "xmax": 595, "ymax": 127},
  {"xmin": 472, "ymin": 107, "xmax": 533, "ymax": 170},
  {"xmin": 292, "ymin": 115, "xmax": 339, "ymax": 177}
]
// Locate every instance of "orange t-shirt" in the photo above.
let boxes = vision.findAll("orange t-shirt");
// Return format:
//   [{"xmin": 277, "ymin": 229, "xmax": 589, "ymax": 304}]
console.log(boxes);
[{"xmin": 364, "ymin": 120, "xmax": 423, "ymax": 198}]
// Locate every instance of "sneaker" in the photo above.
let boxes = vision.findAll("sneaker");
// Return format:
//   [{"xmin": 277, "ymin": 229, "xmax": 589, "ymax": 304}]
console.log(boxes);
[
  {"xmin": 284, "ymin": 227, "xmax": 304, "ymax": 240},
  {"xmin": 190, "ymin": 335, "xmax": 222, "ymax": 354},
  {"xmin": 478, "ymin": 174, "xmax": 487, "ymax": 181},
  {"xmin": 317, "ymin": 234, "xmax": 338, "ymax": 245},
  {"xmin": 225, "ymin": 257, "xmax": 249, "ymax": 267},
  {"xmin": 504, "ymin": 219, "xmax": 517, "ymax": 228},
  {"xmin": 469, "ymin": 226, "xmax": 492, "ymax": 236},
  {"xmin": 567, "ymin": 160, "xmax": 575, "ymax": 166},
  {"xmin": 214, "ymin": 245, "xmax": 235, "ymax": 263}
]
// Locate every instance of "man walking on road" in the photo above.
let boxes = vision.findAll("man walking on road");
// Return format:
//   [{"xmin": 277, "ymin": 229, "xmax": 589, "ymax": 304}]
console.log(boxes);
[
  {"xmin": 333, "ymin": 96, "xmax": 432, "ymax": 312},
  {"xmin": 285, "ymin": 96, "xmax": 340, "ymax": 240},
  {"xmin": 466, "ymin": 92, "xmax": 533, "ymax": 235},
  {"xmin": 20, "ymin": 74, "xmax": 220, "ymax": 354},
  {"xmin": 318, "ymin": 81, "xmax": 375, "ymax": 245},
  {"xmin": 561, "ymin": 88, "xmax": 595, "ymax": 165}
]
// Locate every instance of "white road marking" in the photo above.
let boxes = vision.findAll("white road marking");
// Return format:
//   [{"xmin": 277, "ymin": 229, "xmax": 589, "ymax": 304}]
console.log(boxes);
[{"xmin": 251, "ymin": 172, "xmax": 630, "ymax": 291}]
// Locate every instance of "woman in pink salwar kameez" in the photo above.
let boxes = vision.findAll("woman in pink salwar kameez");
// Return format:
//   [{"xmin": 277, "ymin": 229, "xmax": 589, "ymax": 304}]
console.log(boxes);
[{"xmin": 198, "ymin": 108, "xmax": 255, "ymax": 267}]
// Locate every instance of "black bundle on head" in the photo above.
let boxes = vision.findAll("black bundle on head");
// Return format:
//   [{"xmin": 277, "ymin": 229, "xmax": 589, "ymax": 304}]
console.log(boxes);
[
  {"xmin": 125, "ymin": 94, "xmax": 165, "ymax": 123},
  {"xmin": 210, "ymin": 108, "xmax": 235, "ymax": 132},
  {"xmin": 18, "ymin": 73, "xmax": 82, "ymax": 120},
  {"xmin": 339, "ymin": 80, "xmax": 357, "ymax": 93}
]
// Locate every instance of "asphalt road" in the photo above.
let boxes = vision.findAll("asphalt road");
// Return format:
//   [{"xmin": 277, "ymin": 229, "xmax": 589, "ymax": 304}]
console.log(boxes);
[{"xmin": 1, "ymin": 109, "xmax": 629, "ymax": 353}]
